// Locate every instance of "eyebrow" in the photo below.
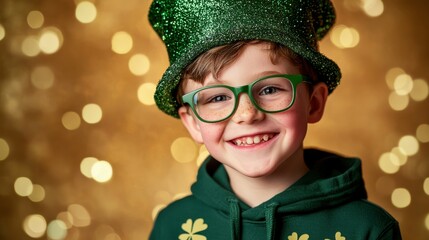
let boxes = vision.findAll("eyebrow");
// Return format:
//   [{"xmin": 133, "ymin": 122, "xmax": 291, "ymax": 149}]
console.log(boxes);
[{"xmin": 204, "ymin": 70, "xmax": 284, "ymax": 86}]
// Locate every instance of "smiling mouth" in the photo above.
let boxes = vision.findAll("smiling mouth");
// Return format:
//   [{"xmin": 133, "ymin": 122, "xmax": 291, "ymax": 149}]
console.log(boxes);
[{"xmin": 231, "ymin": 134, "xmax": 275, "ymax": 146}]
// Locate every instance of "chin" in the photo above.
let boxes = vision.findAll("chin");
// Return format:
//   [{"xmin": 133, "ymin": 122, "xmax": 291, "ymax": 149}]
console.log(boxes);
[{"xmin": 236, "ymin": 163, "xmax": 277, "ymax": 178}]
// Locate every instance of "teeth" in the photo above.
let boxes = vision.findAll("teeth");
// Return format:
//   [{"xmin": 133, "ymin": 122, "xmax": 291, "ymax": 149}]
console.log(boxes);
[
  {"xmin": 253, "ymin": 136, "xmax": 261, "ymax": 144},
  {"xmin": 233, "ymin": 134, "xmax": 272, "ymax": 146}
]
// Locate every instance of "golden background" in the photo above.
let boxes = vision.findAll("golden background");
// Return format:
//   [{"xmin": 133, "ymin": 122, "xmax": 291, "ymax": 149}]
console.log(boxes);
[{"xmin": 0, "ymin": 0, "xmax": 428, "ymax": 239}]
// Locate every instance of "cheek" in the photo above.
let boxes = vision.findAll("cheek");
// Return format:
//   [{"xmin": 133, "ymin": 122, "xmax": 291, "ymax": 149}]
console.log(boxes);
[
  {"xmin": 272, "ymin": 101, "xmax": 310, "ymax": 138},
  {"xmin": 274, "ymin": 112, "xmax": 307, "ymax": 132},
  {"xmin": 199, "ymin": 124, "xmax": 226, "ymax": 158},
  {"xmin": 199, "ymin": 123, "xmax": 225, "ymax": 144}
]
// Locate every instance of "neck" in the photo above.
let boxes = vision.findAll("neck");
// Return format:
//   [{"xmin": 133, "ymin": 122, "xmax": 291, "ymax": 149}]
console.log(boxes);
[{"xmin": 225, "ymin": 148, "xmax": 308, "ymax": 207}]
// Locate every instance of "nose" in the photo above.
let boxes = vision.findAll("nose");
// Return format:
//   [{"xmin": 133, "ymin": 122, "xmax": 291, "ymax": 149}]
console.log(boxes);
[{"xmin": 231, "ymin": 94, "xmax": 264, "ymax": 124}]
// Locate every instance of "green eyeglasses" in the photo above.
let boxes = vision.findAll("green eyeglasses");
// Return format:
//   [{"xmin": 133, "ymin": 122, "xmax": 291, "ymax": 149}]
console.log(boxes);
[{"xmin": 181, "ymin": 74, "xmax": 312, "ymax": 123}]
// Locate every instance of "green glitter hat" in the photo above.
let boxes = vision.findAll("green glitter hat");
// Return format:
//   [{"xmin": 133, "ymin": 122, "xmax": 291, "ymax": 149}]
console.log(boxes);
[{"xmin": 149, "ymin": 0, "xmax": 341, "ymax": 118}]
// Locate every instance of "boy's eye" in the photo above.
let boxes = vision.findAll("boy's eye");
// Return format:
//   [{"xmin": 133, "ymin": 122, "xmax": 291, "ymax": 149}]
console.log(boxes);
[
  {"xmin": 260, "ymin": 86, "xmax": 280, "ymax": 95},
  {"xmin": 206, "ymin": 95, "xmax": 231, "ymax": 103}
]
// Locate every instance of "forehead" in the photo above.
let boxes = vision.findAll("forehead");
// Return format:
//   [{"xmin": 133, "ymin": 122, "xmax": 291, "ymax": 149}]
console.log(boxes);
[
  {"xmin": 218, "ymin": 43, "xmax": 296, "ymax": 77},
  {"xmin": 181, "ymin": 42, "xmax": 301, "ymax": 93}
]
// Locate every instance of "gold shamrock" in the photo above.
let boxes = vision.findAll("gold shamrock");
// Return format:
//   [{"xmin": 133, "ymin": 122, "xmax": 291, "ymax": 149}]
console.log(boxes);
[
  {"xmin": 178, "ymin": 218, "xmax": 208, "ymax": 240},
  {"xmin": 335, "ymin": 232, "xmax": 346, "ymax": 240},
  {"xmin": 288, "ymin": 232, "xmax": 310, "ymax": 240}
]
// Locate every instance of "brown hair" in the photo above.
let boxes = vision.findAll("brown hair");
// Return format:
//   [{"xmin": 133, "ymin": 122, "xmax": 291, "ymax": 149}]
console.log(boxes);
[{"xmin": 178, "ymin": 40, "xmax": 318, "ymax": 103}]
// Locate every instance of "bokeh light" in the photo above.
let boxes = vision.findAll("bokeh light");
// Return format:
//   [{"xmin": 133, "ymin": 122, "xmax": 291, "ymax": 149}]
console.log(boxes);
[
  {"xmin": 152, "ymin": 204, "xmax": 166, "ymax": 220},
  {"xmin": 61, "ymin": 111, "xmax": 81, "ymax": 130},
  {"xmin": 94, "ymin": 225, "xmax": 121, "ymax": 240},
  {"xmin": 137, "ymin": 83, "xmax": 156, "ymax": 105},
  {"xmin": 91, "ymin": 160, "xmax": 113, "ymax": 183},
  {"xmin": 398, "ymin": 135, "xmax": 419, "ymax": 156},
  {"xmin": 385, "ymin": 70, "xmax": 427, "ymax": 110},
  {"xmin": 14, "ymin": 177, "xmax": 34, "ymax": 197},
  {"xmin": 391, "ymin": 188, "xmax": 411, "ymax": 208},
  {"xmin": 171, "ymin": 137, "xmax": 198, "ymax": 163},
  {"xmin": 112, "ymin": 31, "xmax": 133, "ymax": 54},
  {"xmin": 23, "ymin": 214, "xmax": 47, "ymax": 238},
  {"xmin": 173, "ymin": 192, "xmax": 190, "ymax": 201},
  {"xmin": 105, "ymin": 232, "xmax": 121, "ymax": 240},
  {"xmin": 75, "ymin": 1, "xmax": 97, "ymax": 24},
  {"xmin": 0, "ymin": 24, "xmax": 5, "ymax": 41},
  {"xmin": 38, "ymin": 27, "xmax": 63, "ymax": 54},
  {"xmin": 416, "ymin": 124, "xmax": 429, "ymax": 143},
  {"xmin": 340, "ymin": 27, "xmax": 360, "ymax": 48},
  {"xmin": 47, "ymin": 220, "xmax": 67, "ymax": 240},
  {"xmin": 22, "ymin": 36, "xmax": 41, "ymax": 57},
  {"xmin": 378, "ymin": 152, "xmax": 400, "ymax": 174},
  {"xmin": 0, "ymin": 138, "xmax": 10, "ymax": 161},
  {"xmin": 393, "ymin": 74, "xmax": 413, "ymax": 96},
  {"xmin": 27, "ymin": 11, "xmax": 44, "ymax": 29},
  {"xmin": 28, "ymin": 184, "xmax": 46, "ymax": 202},
  {"xmin": 361, "ymin": 0, "xmax": 384, "ymax": 17},
  {"xmin": 68, "ymin": 204, "xmax": 91, "ymax": 227},
  {"xmin": 410, "ymin": 79, "xmax": 429, "ymax": 101},
  {"xmin": 385, "ymin": 67, "xmax": 405, "ymax": 90},
  {"xmin": 426, "ymin": 214, "xmax": 429, "ymax": 231},
  {"xmin": 388, "ymin": 92, "xmax": 409, "ymax": 111},
  {"xmin": 330, "ymin": 25, "xmax": 360, "ymax": 49},
  {"xmin": 31, "ymin": 66, "xmax": 55, "ymax": 90},
  {"xmin": 390, "ymin": 147, "xmax": 408, "ymax": 166},
  {"xmin": 424, "ymin": 178, "xmax": 429, "ymax": 196},
  {"xmin": 129, "ymin": 54, "xmax": 150, "ymax": 76},
  {"xmin": 80, "ymin": 157, "xmax": 99, "ymax": 178},
  {"xmin": 82, "ymin": 103, "xmax": 103, "ymax": 124},
  {"xmin": 56, "ymin": 212, "xmax": 74, "ymax": 229}
]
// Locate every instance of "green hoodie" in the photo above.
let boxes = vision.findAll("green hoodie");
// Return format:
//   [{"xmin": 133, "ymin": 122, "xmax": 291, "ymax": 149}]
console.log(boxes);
[{"xmin": 150, "ymin": 149, "xmax": 401, "ymax": 240}]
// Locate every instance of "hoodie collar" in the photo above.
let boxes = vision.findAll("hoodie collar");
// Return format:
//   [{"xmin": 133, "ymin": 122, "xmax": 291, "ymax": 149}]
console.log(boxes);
[{"xmin": 190, "ymin": 148, "xmax": 368, "ymax": 239}]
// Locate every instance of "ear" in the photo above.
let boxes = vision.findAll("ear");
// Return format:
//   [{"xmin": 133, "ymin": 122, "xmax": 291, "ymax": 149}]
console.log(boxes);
[
  {"xmin": 178, "ymin": 106, "xmax": 204, "ymax": 144},
  {"xmin": 307, "ymin": 82, "xmax": 329, "ymax": 123}
]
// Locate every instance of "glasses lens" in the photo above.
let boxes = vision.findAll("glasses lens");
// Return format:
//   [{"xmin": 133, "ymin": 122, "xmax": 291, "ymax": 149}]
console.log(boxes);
[
  {"xmin": 251, "ymin": 76, "xmax": 294, "ymax": 112},
  {"xmin": 193, "ymin": 87, "xmax": 235, "ymax": 122}
]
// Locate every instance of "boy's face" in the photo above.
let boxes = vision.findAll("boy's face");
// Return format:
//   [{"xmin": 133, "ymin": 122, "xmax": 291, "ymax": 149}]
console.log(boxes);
[{"xmin": 179, "ymin": 43, "xmax": 328, "ymax": 178}]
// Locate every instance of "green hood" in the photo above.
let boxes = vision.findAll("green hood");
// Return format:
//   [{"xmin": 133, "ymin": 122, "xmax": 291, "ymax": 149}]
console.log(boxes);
[
  {"xmin": 150, "ymin": 148, "xmax": 401, "ymax": 239},
  {"xmin": 192, "ymin": 148, "xmax": 367, "ymax": 218},
  {"xmin": 191, "ymin": 148, "xmax": 368, "ymax": 239}
]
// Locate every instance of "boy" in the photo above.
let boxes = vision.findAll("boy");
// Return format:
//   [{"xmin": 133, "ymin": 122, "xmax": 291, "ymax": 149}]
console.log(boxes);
[{"xmin": 148, "ymin": 0, "xmax": 402, "ymax": 239}]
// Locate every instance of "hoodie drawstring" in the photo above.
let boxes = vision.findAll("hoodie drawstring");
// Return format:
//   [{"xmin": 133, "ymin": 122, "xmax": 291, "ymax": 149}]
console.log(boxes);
[
  {"xmin": 228, "ymin": 199, "xmax": 279, "ymax": 240},
  {"xmin": 228, "ymin": 198, "xmax": 241, "ymax": 240},
  {"xmin": 265, "ymin": 202, "xmax": 279, "ymax": 240}
]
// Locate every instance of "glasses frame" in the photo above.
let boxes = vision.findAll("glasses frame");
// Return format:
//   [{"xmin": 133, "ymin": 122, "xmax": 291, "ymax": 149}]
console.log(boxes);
[{"xmin": 181, "ymin": 74, "xmax": 312, "ymax": 123}]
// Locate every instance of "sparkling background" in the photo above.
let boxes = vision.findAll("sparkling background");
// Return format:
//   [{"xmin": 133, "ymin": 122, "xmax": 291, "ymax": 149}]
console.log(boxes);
[{"xmin": 0, "ymin": 0, "xmax": 428, "ymax": 239}]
